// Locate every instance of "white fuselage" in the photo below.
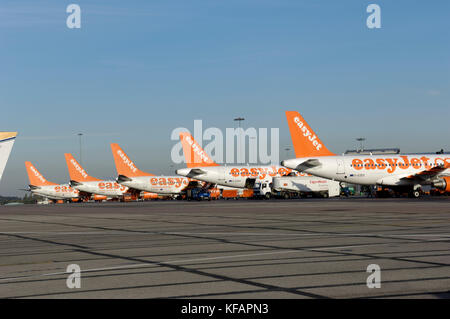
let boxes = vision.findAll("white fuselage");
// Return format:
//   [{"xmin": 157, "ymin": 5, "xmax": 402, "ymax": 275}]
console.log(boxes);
[
  {"xmin": 282, "ymin": 154, "xmax": 450, "ymax": 187},
  {"xmin": 72, "ymin": 180, "xmax": 128, "ymax": 197},
  {"xmin": 118, "ymin": 176, "xmax": 192, "ymax": 194},
  {"xmin": 176, "ymin": 165, "xmax": 303, "ymax": 188},
  {"xmin": 30, "ymin": 184, "xmax": 79, "ymax": 200}
]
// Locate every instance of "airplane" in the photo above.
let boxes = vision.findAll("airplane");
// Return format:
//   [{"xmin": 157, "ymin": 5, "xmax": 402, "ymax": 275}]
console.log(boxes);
[
  {"xmin": 0, "ymin": 132, "xmax": 17, "ymax": 182},
  {"xmin": 25, "ymin": 161, "xmax": 80, "ymax": 201},
  {"xmin": 110, "ymin": 143, "xmax": 199, "ymax": 196},
  {"xmin": 64, "ymin": 153, "xmax": 129, "ymax": 199},
  {"xmin": 175, "ymin": 132, "xmax": 304, "ymax": 188},
  {"xmin": 281, "ymin": 111, "xmax": 450, "ymax": 198}
]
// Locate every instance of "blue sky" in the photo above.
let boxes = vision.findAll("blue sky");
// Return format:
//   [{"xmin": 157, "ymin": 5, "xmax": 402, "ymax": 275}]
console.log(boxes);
[{"xmin": 1, "ymin": 0, "xmax": 449, "ymax": 196}]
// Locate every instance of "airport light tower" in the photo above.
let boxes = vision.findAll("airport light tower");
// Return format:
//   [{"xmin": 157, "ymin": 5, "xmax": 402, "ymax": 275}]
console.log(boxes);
[
  {"xmin": 78, "ymin": 133, "xmax": 83, "ymax": 166},
  {"xmin": 284, "ymin": 146, "xmax": 291, "ymax": 160},
  {"xmin": 234, "ymin": 117, "xmax": 245, "ymax": 163},
  {"xmin": 356, "ymin": 137, "xmax": 366, "ymax": 152}
]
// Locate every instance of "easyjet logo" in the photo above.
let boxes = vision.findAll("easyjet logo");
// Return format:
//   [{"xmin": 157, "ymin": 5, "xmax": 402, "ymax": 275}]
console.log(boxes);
[
  {"xmin": 54, "ymin": 186, "xmax": 78, "ymax": 193},
  {"xmin": 150, "ymin": 177, "xmax": 188, "ymax": 188},
  {"xmin": 229, "ymin": 166, "xmax": 308, "ymax": 179},
  {"xmin": 98, "ymin": 182, "xmax": 127, "ymax": 191},
  {"xmin": 184, "ymin": 135, "xmax": 212, "ymax": 163},
  {"xmin": 294, "ymin": 117, "xmax": 322, "ymax": 151},
  {"xmin": 117, "ymin": 150, "xmax": 137, "ymax": 173},
  {"xmin": 70, "ymin": 159, "xmax": 88, "ymax": 179},
  {"xmin": 30, "ymin": 165, "xmax": 46, "ymax": 184},
  {"xmin": 352, "ymin": 156, "xmax": 450, "ymax": 174}
]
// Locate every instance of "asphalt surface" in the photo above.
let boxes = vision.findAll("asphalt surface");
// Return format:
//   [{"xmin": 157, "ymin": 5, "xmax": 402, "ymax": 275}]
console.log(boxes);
[{"xmin": 0, "ymin": 197, "xmax": 449, "ymax": 299}]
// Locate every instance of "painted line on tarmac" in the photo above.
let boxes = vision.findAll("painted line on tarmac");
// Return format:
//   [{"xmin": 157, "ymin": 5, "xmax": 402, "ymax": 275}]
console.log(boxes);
[
  {"xmin": 0, "ymin": 240, "xmax": 410, "ymax": 283},
  {"xmin": 0, "ymin": 249, "xmax": 300, "ymax": 282},
  {"xmin": 1, "ymin": 231, "xmax": 449, "ymax": 238}
]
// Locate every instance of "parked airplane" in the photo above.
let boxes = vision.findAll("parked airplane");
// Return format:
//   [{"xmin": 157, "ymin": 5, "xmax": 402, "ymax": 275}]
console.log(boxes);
[
  {"xmin": 0, "ymin": 132, "xmax": 17, "ymax": 182},
  {"xmin": 25, "ymin": 161, "xmax": 79, "ymax": 201},
  {"xmin": 110, "ymin": 143, "xmax": 198, "ymax": 195},
  {"xmin": 175, "ymin": 132, "xmax": 302, "ymax": 188},
  {"xmin": 64, "ymin": 153, "xmax": 129, "ymax": 199},
  {"xmin": 281, "ymin": 111, "xmax": 450, "ymax": 197}
]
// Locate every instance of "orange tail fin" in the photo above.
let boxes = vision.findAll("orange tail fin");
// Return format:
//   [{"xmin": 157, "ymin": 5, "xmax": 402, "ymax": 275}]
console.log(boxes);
[
  {"xmin": 285, "ymin": 111, "xmax": 335, "ymax": 158},
  {"xmin": 179, "ymin": 132, "xmax": 219, "ymax": 168},
  {"xmin": 64, "ymin": 153, "xmax": 101, "ymax": 182},
  {"xmin": 25, "ymin": 161, "xmax": 57, "ymax": 186},
  {"xmin": 110, "ymin": 143, "xmax": 154, "ymax": 177}
]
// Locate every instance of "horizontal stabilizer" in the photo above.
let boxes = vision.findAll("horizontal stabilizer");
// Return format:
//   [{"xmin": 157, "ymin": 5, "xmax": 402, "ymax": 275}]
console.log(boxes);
[
  {"xmin": 70, "ymin": 180, "xmax": 83, "ymax": 186},
  {"xmin": 295, "ymin": 159, "xmax": 322, "ymax": 171},
  {"xmin": 189, "ymin": 168, "xmax": 207, "ymax": 176},
  {"xmin": 117, "ymin": 174, "xmax": 133, "ymax": 183}
]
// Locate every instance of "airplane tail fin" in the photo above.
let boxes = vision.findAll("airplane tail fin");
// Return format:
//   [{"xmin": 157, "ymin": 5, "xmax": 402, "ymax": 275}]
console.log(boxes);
[
  {"xmin": 179, "ymin": 132, "xmax": 219, "ymax": 168},
  {"xmin": 0, "ymin": 132, "xmax": 17, "ymax": 181},
  {"xmin": 285, "ymin": 111, "xmax": 335, "ymax": 158},
  {"xmin": 110, "ymin": 143, "xmax": 154, "ymax": 177},
  {"xmin": 64, "ymin": 153, "xmax": 101, "ymax": 182},
  {"xmin": 25, "ymin": 161, "xmax": 57, "ymax": 187}
]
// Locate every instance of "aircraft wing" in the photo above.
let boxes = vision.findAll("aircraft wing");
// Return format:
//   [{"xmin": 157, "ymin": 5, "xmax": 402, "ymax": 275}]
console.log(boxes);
[{"xmin": 401, "ymin": 163, "xmax": 450, "ymax": 182}]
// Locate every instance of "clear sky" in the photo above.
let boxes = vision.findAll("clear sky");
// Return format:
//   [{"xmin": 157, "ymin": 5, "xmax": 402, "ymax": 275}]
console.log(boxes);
[{"xmin": 1, "ymin": 0, "xmax": 449, "ymax": 196}]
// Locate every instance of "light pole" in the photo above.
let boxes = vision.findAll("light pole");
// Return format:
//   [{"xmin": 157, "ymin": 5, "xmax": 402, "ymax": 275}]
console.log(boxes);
[
  {"xmin": 284, "ymin": 146, "xmax": 291, "ymax": 159},
  {"xmin": 234, "ymin": 117, "xmax": 245, "ymax": 163},
  {"xmin": 78, "ymin": 133, "xmax": 83, "ymax": 165},
  {"xmin": 356, "ymin": 137, "xmax": 366, "ymax": 152}
]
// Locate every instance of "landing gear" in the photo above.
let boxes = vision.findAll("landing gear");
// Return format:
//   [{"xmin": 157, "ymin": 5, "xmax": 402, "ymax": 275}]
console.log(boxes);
[
  {"xmin": 265, "ymin": 193, "xmax": 271, "ymax": 200},
  {"xmin": 409, "ymin": 190, "xmax": 421, "ymax": 198}
]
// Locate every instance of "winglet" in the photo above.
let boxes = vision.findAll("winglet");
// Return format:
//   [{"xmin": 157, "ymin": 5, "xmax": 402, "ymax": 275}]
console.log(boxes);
[
  {"xmin": 25, "ymin": 161, "xmax": 57, "ymax": 186},
  {"xmin": 110, "ymin": 143, "xmax": 154, "ymax": 177},
  {"xmin": 285, "ymin": 111, "xmax": 335, "ymax": 158},
  {"xmin": 179, "ymin": 132, "xmax": 219, "ymax": 168},
  {"xmin": 64, "ymin": 153, "xmax": 101, "ymax": 182},
  {"xmin": 0, "ymin": 132, "xmax": 17, "ymax": 181}
]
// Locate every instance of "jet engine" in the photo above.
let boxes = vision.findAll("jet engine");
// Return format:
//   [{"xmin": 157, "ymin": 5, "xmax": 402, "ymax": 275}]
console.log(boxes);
[{"xmin": 432, "ymin": 176, "xmax": 450, "ymax": 192}]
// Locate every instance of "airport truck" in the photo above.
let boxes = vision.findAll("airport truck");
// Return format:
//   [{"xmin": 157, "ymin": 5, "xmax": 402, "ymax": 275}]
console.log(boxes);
[
  {"xmin": 185, "ymin": 188, "xmax": 211, "ymax": 201},
  {"xmin": 254, "ymin": 176, "xmax": 340, "ymax": 199}
]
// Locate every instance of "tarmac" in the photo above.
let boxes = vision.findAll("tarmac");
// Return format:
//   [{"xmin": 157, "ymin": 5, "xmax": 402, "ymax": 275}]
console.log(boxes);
[{"xmin": 0, "ymin": 197, "xmax": 449, "ymax": 299}]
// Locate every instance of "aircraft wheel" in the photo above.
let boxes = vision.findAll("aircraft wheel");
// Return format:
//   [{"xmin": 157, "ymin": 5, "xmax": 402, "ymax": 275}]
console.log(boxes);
[
  {"xmin": 409, "ymin": 190, "xmax": 420, "ymax": 198},
  {"xmin": 265, "ymin": 193, "xmax": 271, "ymax": 200}
]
